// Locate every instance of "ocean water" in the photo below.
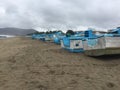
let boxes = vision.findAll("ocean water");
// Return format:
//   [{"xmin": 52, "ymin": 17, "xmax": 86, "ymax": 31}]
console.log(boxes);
[{"xmin": 0, "ymin": 35, "xmax": 15, "ymax": 39}]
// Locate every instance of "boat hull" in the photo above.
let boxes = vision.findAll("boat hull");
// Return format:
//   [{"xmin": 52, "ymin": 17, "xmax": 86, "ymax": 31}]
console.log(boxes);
[
  {"xmin": 61, "ymin": 39, "xmax": 84, "ymax": 53},
  {"xmin": 83, "ymin": 37, "xmax": 120, "ymax": 56},
  {"xmin": 85, "ymin": 48, "xmax": 120, "ymax": 56}
]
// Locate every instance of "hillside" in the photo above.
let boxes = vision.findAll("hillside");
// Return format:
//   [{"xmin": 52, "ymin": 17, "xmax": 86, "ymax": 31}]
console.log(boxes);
[{"xmin": 0, "ymin": 27, "xmax": 36, "ymax": 35}]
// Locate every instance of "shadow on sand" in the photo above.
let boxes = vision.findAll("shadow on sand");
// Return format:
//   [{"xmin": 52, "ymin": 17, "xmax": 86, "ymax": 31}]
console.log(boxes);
[{"xmin": 91, "ymin": 54, "xmax": 120, "ymax": 61}]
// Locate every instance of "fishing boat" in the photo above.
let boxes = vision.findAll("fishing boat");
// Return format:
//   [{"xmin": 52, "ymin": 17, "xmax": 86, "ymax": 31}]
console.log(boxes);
[
  {"xmin": 53, "ymin": 31, "xmax": 65, "ymax": 44},
  {"xmin": 83, "ymin": 27, "xmax": 120, "ymax": 56},
  {"xmin": 61, "ymin": 30, "xmax": 87, "ymax": 53},
  {"xmin": 61, "ymin": 36, "xmax": 85, "ymax": 52},
  {"xmin": 32, "ymin": 34, "xmax": 45, "ymax": 40}
]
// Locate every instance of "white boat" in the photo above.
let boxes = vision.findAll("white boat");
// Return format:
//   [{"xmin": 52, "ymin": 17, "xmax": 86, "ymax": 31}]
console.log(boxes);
[{"xmin": 83, "ymin": 28, "xmax": 120, "ymax": 56}]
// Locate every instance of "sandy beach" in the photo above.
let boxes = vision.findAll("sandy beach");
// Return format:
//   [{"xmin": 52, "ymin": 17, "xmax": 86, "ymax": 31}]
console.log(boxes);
[{"xmin": 0, "ymin": 37, "xmax": 120, "ymax": 90}]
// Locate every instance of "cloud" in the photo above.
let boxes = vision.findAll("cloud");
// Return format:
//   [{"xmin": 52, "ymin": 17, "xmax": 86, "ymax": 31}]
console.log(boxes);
[{"xmin": 0, "ymin": 0, "xmax": 120, "ymax": 31}]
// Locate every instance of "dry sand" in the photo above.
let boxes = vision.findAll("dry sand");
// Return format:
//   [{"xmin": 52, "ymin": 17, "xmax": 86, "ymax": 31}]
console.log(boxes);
[{"xmin": 0, "ymin": 37, "xmax": 120, "ymax": 90}]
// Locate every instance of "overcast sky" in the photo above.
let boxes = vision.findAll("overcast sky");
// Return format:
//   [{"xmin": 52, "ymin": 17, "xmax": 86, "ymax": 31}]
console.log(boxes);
[{"xmin": 0, "ymin": 0, "xmax": 120, "ymax": 31}]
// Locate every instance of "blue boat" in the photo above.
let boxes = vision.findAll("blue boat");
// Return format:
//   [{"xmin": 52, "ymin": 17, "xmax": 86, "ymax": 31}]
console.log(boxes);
[
  {"xmin": 61, "ymin": 36, "xmax": 85, "ymax": 52},
  {"xmin": 43, "ymin": 34, "xmax": 53, "ymax": 41},
  {"xmin": 32, "ymin": 34, "xmax": 46, "ymax": 40},
  {"xmin": 53, "ymin": 32, "xmax": 65, "ymax": 44},
  {"xmin": 61, "ymin": 30, "xmax": 96, "ymax": 53}
]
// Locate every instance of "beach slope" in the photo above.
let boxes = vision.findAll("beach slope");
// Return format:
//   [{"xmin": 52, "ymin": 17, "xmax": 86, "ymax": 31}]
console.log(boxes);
[{"xmin": 0, "ymin": 37, "xmax": 120, "ymax": 90}]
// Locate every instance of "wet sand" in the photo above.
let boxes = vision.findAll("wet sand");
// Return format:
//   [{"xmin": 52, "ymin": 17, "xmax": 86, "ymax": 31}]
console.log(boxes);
[{"xmin": 0, "ymin": 37, "xmax": 120, "ymax": 90}]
